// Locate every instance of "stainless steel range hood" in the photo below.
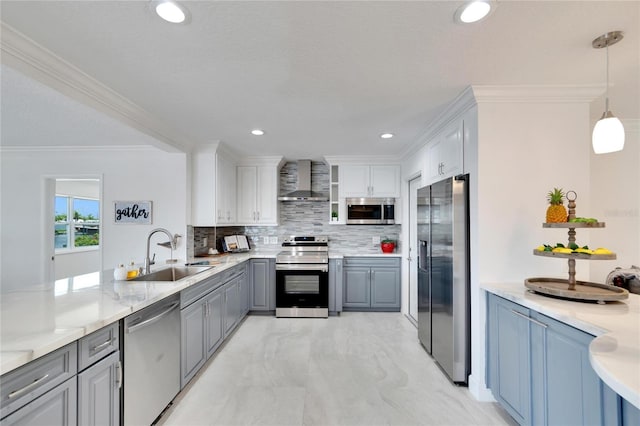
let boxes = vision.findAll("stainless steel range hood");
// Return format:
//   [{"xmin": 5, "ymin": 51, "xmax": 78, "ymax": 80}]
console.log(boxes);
[{"xmin": 278, "ymin": 160, "xmax": 329, "ymax": 201}]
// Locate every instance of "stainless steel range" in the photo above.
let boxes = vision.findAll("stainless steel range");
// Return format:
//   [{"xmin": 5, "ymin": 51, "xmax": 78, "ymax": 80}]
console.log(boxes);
[{"xmin": 275, "ymin": 236, "xmax": 329, "ymax": 318}]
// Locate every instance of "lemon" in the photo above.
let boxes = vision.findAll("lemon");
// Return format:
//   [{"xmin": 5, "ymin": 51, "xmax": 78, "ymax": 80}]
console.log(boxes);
[
  {"xmin": 552, "ymin": 247, "xmax": 573, "ymax": 254},
  {"xmin": 593, "ymin": 248, "xmax": 612, "ymax": 255}
]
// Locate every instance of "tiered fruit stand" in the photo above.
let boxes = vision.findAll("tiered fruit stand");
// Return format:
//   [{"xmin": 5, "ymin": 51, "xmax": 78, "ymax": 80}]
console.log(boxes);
[{"xmin": 525, "ymin": 191, "xmax": 629, "ymax": 303}]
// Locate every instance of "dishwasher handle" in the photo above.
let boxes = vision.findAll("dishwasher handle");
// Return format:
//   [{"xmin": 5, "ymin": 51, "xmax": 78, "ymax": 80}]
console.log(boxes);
[{"xmin": 126, "ymin": 301, "xmax": 180, "ymax": 334}]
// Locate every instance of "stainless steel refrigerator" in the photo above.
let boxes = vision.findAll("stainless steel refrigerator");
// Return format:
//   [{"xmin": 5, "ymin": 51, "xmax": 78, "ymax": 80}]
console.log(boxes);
[{"xmin": 417, "ymin": 174, "xmax": 470, "ymax": 384}]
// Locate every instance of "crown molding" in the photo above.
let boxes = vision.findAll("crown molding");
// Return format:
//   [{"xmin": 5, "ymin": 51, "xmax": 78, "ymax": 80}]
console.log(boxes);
[
  {"xmin": 400, "ymin": 84, "xmax": 607, "ymax": 163},
  {"xmin": 0, "ymin": 22, "xmax": 193, "ymax": 153},
  {"xmin": 323, "ymin": 155, "xmax": 403, "ymax": 165},
  {"xmin": 0, "ymin": 145, "xmax": 162, "ymax": 153},
  {"xmin": 400, "ymin": 86, "xmax": 476, "ymax": 161},
  {"xmin": 471, "ymin": 84, "xmax": 604, "ymax": 103},
  {"xmin": 237, "ymin": 156, "xmax": 285, "ymax": 168}
]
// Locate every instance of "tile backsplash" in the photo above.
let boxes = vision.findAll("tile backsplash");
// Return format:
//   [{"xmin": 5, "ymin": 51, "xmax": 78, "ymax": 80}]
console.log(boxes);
[{"xmin": 188, "ymin": 161, "xmax": 400, "ymax": 257}]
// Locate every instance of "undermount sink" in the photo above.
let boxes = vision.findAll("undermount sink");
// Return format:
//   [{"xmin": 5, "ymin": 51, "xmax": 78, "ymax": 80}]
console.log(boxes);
[{"xmin": 130, "ymin": 266, "xmax": 213, "ymax": 282}]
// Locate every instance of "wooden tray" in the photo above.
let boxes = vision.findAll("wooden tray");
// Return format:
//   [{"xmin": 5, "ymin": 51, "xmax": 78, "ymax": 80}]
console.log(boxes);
[
  {"xmin": 532, "ymin": 250, "xmax": 616, "ymax": 260},
  {"xmin": 525, "ymin": 277, "xmax": 628, "ymax": 303},
  {"xmin": 542, "ymin": 222, "xmax": 605, "ymax": 228}
]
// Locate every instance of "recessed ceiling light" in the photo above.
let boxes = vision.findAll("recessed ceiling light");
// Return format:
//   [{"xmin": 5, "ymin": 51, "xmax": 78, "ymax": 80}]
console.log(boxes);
[
  {"xmin": 153, "ymin": 1, "xmax": 188, "ymax": 24},
  {"xmin": 251, "ymin": 129, "xmax": 265, "ymax": 136},
  {"xmin": 380, "ymin": 133, "xmax": 394, "ymax": 139},
  {"xmin": 454, "ymin": 1, "xmax": 493, "ymax": 24}
]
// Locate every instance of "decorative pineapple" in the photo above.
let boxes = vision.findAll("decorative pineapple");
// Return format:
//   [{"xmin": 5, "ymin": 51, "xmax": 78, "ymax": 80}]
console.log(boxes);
[{"xmin": 546, "ymin": 188, "xmax": 568, "ymax": 223}]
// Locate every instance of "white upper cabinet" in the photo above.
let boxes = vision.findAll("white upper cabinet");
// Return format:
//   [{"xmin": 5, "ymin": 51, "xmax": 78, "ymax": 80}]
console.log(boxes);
[
  {"xmin": 216, "ymin": 153, "xmax": 236, "ymax": 225},
  {"xmin": 425, "ymin": 118, "xmax": 464, "ymax": 185},
  {"xmin": 340, "ymin": 164, "xmax": 400, "ymax": 198},
  {"xmin": 191, "ymin": 145, "xmax": 237, "ymax": 226},
  {"xmin": 236, "ymin": 161, "xmax": 280, "ymax": 226}
]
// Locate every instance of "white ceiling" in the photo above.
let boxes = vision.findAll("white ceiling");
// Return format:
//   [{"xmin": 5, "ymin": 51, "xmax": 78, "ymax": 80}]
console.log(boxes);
[{"xmin": 1, "ymin": 1, "xmax": 638, "ymax": 160}]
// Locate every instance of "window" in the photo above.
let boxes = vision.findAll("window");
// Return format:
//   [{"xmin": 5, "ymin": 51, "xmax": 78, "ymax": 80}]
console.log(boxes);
[{"xmin": 55, "ymin": 195, "xmax": 100, "ymax": 251}]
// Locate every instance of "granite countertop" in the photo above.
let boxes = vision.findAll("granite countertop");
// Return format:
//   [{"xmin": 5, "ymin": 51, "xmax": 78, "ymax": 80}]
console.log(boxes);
[{"xmin": 482, "ymin": 282, "xmax": 640, "ymax": 409}]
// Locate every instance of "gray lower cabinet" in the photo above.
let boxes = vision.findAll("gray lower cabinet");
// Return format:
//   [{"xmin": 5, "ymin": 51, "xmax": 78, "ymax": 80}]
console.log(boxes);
[
  {"xmin": 77, "ymin": 351, "xmax": 120, "ymax": 426},
  {"xmin": 180, "ymin": 282, "xmax": 225, "ymax": 387},
  {"xmin": 343, "ymin": 266, "xmax": 370, "ymax": 308},
  {"xmin": 249, "ymin": 259, "xmax": 274, "ymax": 311},
  {"xmin": 1, "ymin": 378, "xmax": 77, "ymax": 426},
  {"xmin": 205, "ymin": 289, "xmax": 224, "ymax": 358},
  {"xmin": 224, "ymin": 278, "xmax": 240, "ymax": 336},
  {"xmin": 1, "ymin": 342, "xmax": 77, "ymax": 426},
  {"xmin": 238, "ymin": 264, "xmax": 249, "ymax": 317},
  {"xmin": 487, "ymin": 293, "xmax": 640, "ymax": 425},
  {"xmin": 181, "ymin": 263, "xmax": 248, "ymax": 387},
  {"xmin": 329, "ymin": 258, "xmax": 343, "ymax": 313},
  {"xmin": 343, "ymin": 257, "xmax": 400, "ymax": 311}
]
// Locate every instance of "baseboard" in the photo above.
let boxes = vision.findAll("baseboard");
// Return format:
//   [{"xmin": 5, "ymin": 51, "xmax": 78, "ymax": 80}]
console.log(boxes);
[{"xmin": 468, "ymin": 374, "xmax": 495, "ymax": 402}]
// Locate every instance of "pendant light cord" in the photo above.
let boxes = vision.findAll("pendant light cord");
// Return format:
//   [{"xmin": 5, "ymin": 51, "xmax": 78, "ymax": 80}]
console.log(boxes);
[{"xmin": 605, "ymin": 43, "xmax": 610, "ymax": 113}]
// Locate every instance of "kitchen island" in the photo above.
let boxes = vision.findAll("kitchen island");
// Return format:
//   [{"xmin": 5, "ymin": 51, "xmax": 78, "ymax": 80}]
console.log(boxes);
[
  {"xmin": 0, "ymin": 249, "xmax": 401, "ymax": 375},
  {"xmin": 483, "ymin": 282, "xmax": 640, "ymax": 412},
  {"xmin": 0, "ymin": 251, "xmax": 273, "ymax": 376}
]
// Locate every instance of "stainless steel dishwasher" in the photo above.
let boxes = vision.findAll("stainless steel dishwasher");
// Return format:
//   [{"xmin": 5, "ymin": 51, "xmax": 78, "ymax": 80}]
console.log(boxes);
[{"xmin": 123, "ymin": 294, "xmax": 180, "ymax": 426}]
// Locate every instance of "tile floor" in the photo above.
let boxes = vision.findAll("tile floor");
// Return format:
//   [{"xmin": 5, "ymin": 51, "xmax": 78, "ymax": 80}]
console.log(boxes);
[{"xmin": 158, "ymin": 312, "xmax": 515, "ymax": 426}]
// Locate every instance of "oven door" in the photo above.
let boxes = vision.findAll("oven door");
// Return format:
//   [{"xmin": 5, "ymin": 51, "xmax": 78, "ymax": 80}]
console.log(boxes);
[{"xmin": 276, "ymin": 264, "xmax": 328, "ymax": 310}]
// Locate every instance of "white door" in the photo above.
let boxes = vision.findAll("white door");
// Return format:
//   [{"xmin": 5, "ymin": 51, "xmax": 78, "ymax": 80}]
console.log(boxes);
[
  {"xmin": 408, "ymin": 176, "xmax": 422, "ymax": 323},
  {"xmin": 370, "ymin": 165, "xmax": 400, "ymax": 198},
  {"xmin": 339, "ymin": 165, "xmax": 369, "ymax": 197},
  {"xmin": 236, "ymin": 166, "xmax": 257, "ymax": 224},
  {"xmin": 255, "ymin": 166, "xmax": 278, "ymax": 224}
]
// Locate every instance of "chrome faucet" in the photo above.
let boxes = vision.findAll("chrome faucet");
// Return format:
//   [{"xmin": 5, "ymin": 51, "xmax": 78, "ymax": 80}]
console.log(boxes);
[{"xmin": 144, "ymin": 228, "xmax": 179, "ymax": 274}]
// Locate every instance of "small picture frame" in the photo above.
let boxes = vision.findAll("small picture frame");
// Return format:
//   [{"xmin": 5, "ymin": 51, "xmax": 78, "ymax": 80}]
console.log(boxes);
[{"xmin": 114, "ymin": 201, "xmax": 152, "ymax": 224}]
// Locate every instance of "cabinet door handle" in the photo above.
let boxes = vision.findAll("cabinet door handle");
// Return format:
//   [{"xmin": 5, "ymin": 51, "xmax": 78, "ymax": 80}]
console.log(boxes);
[
  {"xmin": 8, "ymin": 374, "xmax": 50, "ymax": 399},
  {"xmin": 91, "ymin": 338, "xmax": 114, "ymax": 353},
  {"xmin": 256, "ymin": 211, "xmax": 260, "ymax": 221},
  {"xmin": 510, "ymin": 309, "xmax": 548, "ymax": 328},
  {"xmin": 116, "ymin": 361, "xmax": 123, "ymax": 389}
]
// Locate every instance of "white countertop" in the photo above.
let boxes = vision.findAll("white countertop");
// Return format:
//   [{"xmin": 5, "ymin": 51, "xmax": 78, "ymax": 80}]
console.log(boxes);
[
  {"xmin": 0, "ymin": 253, "xmax": 255, "ymax": 376},
  {"xmin": 0, "ymin": 249, "xmax": 401, "ymax": 375},
  {"xmin": 482, "ymin": 282, "xmax": 640, "ymax": 409}
]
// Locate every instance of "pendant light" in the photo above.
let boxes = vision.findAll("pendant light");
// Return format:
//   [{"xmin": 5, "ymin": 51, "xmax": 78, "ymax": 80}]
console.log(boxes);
[{"xmin": 592, "ymin": 31, "xmax": 625, "ymax": 154}]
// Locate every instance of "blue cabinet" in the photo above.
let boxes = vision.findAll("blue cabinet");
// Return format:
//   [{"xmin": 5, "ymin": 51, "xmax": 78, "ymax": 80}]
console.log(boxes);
[
  {"xmin": 530, "ymin": 311, "xmax": 602, "ymax": 425},
  {"xmin": 487, "ymin": 293, "xmax": 640, "ymax": 425},
  {"xmin": 487, "ymin": 295, "xmax": 531, "ymax": 424},
  {"xmin": 343, "ymin": 257, "xmax": 400, "ymax": 311}
]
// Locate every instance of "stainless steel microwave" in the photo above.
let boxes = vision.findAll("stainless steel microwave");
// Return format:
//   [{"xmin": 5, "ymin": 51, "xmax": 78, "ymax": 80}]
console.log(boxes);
[{"xmin": 346, "ymin": 198, "xmax": 395, "ymax": 225}]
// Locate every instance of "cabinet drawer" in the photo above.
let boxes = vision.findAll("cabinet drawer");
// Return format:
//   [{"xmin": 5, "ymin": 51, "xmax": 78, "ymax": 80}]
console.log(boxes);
[
  {"xmin": 1, "ymin": 342, "xmax": 77, "ymax": 419},
  {"xmin": 78, "ymin": 323, "xmax": 119, "ymax": 372},
  {"xmin": 180, "ymin": 275, "xmax": 221, "ymax": 308},
  {"xmin": 1, "ymin": 377, "xmax": 77, "ymax": 426},
  {"xmin": 219, "ymin": 264, "xmax": 245, "ymax": 284},
  {"xmin": 343, "ymin": 257, "xmax": 400, "ymax": 268}
]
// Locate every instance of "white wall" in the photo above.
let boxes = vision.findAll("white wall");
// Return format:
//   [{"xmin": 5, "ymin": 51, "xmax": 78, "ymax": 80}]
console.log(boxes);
[
  {"xmin": 1, "ymin": 148, "xmax": 188, "ymax": 291},
  {"xmin": 589, "ymin": 121, "xmax": 640, "ymax": 282}
]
